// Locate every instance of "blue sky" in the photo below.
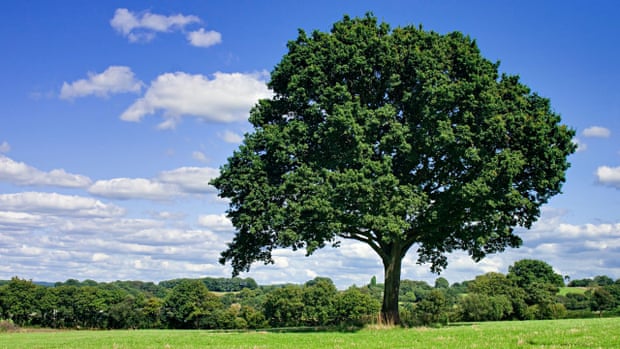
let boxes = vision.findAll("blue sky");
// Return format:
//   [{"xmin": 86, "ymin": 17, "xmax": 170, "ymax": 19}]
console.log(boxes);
[{"xmin": 1, "ymin": 1, "xmax": 619, "ymax": 288}]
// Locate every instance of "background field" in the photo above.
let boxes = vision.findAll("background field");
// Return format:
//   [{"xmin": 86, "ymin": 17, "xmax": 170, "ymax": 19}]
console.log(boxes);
[{"xmin": 2, "ymin": 317, "xmax": 618, "ymax": 349}]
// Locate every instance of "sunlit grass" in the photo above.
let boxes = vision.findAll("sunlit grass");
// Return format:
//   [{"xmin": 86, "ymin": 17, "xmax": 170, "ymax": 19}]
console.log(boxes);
[
  {"xmin": 1, "ymin": 317, "xmax": 618, "ymax": 348},
  {"xmin": 558, "ymin": 286, "xmax": 588, "ymax": 296}
]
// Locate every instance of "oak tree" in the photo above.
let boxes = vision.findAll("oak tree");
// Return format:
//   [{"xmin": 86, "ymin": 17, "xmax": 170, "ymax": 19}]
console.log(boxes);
[{"xmin": 211, "ymin": 14, "xmax": 576, "ymax": 323}]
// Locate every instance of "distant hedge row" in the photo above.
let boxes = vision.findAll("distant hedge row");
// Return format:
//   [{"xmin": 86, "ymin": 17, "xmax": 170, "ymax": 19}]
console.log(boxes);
[{"xmin": 1, "ymin": 260, "xmax": 619, "ymax": 329}]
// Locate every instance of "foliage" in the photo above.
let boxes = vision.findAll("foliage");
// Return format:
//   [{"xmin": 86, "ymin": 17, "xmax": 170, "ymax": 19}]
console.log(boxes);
[
  {"xmin": 508, "ymin": 259, "xmax": 565, "ymax": 289},
  {"xmin": 0, "ymin": 277, "xmax": 39, "ymax": 326},
  {"xmin": 434, "ymin": 277, "xmax": 450, "ymax": 289},
  {"xmin": 162, "ymin": 279, "xmax": 222, "ymax": 329},
  {"xmin": 302, "ymin": 277, "xmax": 338, "ymax": 326},
  {"xmin": 1, "ymin": 262, "xmax": 618, "ymax": 330},
  {"xmin": 159, "ymin": 277, "xmax": 258, "ymax": 292},
  {"xmin": 466, "ymin": 272, "xmax": 527, "ymax": 319},
  {"xmin": 459, "ymin": 293, "xmax": 513, "ymax": 322},
  {"xmin": 333, "ymin": 286, "xmax": 381, "ymax": 326},
  {"xmin": 414, "ymin": 289, "xmax": 449, "ymax": 325},
  {"xmin": 508, "ymin": 260, "xmax": 564, "ymax": 314},
  {"xmin": 211, "ymin": 14, "xmax": 576, "ymax": 324},
  {"xmin": 589, "ymin": 287, "xmax": 616, "ymax": 316},
  {"xmin": 262, "ymin": 285, "xmax": 305, "ymax": 327}
]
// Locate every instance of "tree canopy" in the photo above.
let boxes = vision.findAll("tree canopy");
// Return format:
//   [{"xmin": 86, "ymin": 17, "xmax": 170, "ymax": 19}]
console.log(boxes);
[{"xmin": 211, "ymin": 14, "xmax": 576, "ymax": 323}]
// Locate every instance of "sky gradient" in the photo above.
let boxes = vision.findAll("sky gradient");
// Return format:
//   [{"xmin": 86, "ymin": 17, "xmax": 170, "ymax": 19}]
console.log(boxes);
[{"xmin": 1, "ymin": 0, "xmax": 619, "ymax": 288}]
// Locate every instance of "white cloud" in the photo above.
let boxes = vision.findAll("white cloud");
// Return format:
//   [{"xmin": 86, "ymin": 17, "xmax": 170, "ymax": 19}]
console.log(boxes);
[
  {"xmin": 110, "ymin": 8, "xmax": 200, "ymax": 43},
  {"xmin": 60, "ymin": 217, "xmax": 163, "ymax": 235},
  {"xmin": 596, "ymin": 166, "xmax": 620, "ymax": 188},
  {"xmin": 0, "ymin": 155, "xmax": 92, "ymax": 188},
  {"xmin": 272, "ymin": 255, "xmax": 290, "ymax": 268},
  {"xmin": 187, "ymin": 28, "xmax": 222, "ymax": 47},
  {"xmin": 88, "ymin": 166, "xmax": 219, "ymax": 200},
  {"xmin": 60, "ymin": 66, "xmax": 142, "ymax": 100},
  {"xmin": 0, "ymin": 141, "xmax": 10, "ymax": 153},
  {"xmin": 0, "ymin": 211, "xmax": 44, "ymax": 229},
  {"xmin": 158, "ymin": 166, "xmax": 219, "ymax": 193},
  {"xmin": 583, "ymin": 126, "xmax": 611, "ymax": 138},
  {"xmin": 0, "ymin": 192, "xmax": 124, "ymax": 218},
  {"xmin": 219, "ymin": 130, "xmax": 243, "ymax": 144},
  {"xmin": 198, "ymin": 214, "xmax": 233, "ymax": 232},
  {"xmin": 92, "ymin": 253, "xmax": 110, "ymax": 262},
  {"xmin": 123, "ymin": 228, "xmax": 219, "ymax": 246},
  {"xmin": 120, "ymin": 71, "xmax": 272, "ymax": 128},
  {"xmin": 89, "ymin": 177, "xmax": 177, "ymax": 201}
]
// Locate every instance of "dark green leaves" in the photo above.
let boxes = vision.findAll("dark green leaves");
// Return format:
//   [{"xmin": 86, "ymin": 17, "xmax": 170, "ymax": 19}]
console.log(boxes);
[{"xmin": 212, "ymin": 14, "xmax": 575, "ymax": 276}]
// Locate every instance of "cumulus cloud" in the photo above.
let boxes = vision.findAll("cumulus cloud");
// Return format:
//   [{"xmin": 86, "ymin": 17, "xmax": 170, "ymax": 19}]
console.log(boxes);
[
  {"xmin": 122, "ymin": 228, "xmax": 219, "ymax": 246},
  {"xmin": 88, "ymin": 178, "xmax": 177, "ymax": 201},
  {"xmin": 110, "ymin": 8, "xmax": 201, "ymax": 43},
  {"xmin": 120, "ymin": 71, "xmax": 272, "ymax": 129},
  {"xmin": 0, "ymin": 155, "xmax": 92, "ymax": 188},
  {"xmin": 198, "ymin": 214, "xmax": 233, "ymax": 232},
  {"xmin": 60, "ymin": 217, "xmax": 163, "ymax": 235},
  {"xmin": 60, "ymin": 66, "xmax": 143, "ymax": 100},
  {"xmin": 158, "ymin": 166, "xmax": 219, "ymax": 193},
  {"xmin": 187, "ymin": 28, "xmax": 222, "ymax": 47},
  {"xmin": 0, "ymin": 211, "xmax": 44, "ymax": 230},
  {"xmin": 596, "ymin": 166, "xmax": 620, "ymax": 189},
  {"xmin": 0, "ymin": 192, "xmax": 124, "ymax": 218},
  {"xmin": 583, "ymin": 126, "xmax": 611, "ymax": 138},
  {"xmin": 88, "ymin": 166, "xmax": 219, "ymax": 200}
]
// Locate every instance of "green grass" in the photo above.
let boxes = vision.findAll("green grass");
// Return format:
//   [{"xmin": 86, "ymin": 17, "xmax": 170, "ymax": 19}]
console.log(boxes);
[
  {"xmin": 558, "ymin": 286, "xmax": 588, "ymax": 296},
  {"xmin": 1, "ymin": 318, "xmax": 619, "ymax": 348}
]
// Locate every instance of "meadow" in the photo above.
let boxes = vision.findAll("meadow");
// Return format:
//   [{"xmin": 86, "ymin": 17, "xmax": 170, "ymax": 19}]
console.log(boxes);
[{"xmin": 1, "ymin": 317, "xmax": 618, "ymax": 349}]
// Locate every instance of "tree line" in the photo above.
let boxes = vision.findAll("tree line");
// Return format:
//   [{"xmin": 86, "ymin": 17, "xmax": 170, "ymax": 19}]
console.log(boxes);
[{"xmin": 1, "ymin": 259, "xmax": 619, "ymax": 330}]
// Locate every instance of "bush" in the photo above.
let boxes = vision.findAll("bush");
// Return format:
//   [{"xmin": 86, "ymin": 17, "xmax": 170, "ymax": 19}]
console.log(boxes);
[{"xmin": 0, "ymin": 319, "xmax": 19, "ymax": 332}]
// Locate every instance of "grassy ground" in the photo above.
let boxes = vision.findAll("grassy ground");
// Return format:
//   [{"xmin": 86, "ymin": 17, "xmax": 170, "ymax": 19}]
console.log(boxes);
[
  {"xmin": 1, "ymin": 317, "xmax": 618, "ymax": 349},
  {"xmin": 558, "ymin": 286, "xmax": 588, "ymax": 296}
]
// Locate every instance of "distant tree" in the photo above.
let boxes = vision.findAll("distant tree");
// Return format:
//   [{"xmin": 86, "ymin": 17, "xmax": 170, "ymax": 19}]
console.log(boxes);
[
  {"xmin": 459, "ymin": 293, "xmax": 513, "ymax": 322},
  {"xmin": 212, "ymin": 14, "xmax": 576, "ymax": 324},
  {"xmin": 561, "ymin": 293, "xmax": 590, "ymax": 311},
  {"xmin": 593, "ymin": 275, "xmax": 614, "ymax": 286},
  {"xmin": 0, "ymin": 277, "xmax": 39, "ymax": 326},
  {"xmin": 142, "ymin": 296, "xmax": 164, "ymax": 328},
  {"xmin": 508, "ymin": 259, "xmax": 564, "ymax": 295},
  {"xmin": 108, "ymin": 294, "xmax": 144, "ymax": 329},
  {"xmin": 239, "ymin": 305, "xmax": 268, "ymax": 329},
  {"xmin": 568, "ymin": 278, "xmax": 593, "ymax": 287},
  {"xmin": 467, "ymin": 272, "xmax": 527, "ymax": 319},
  {"xmin": 262, "ymin": 285, "xmax": 304, "ymax": 327},
  {"xmin": 302, "ymin": 277, "xmax": 337, "ymax": 326},
  {"xmin": 399, "ymin": 280, "xmax": 432, "ymax": 303},
  {"xmin": 162, "ymin": 279, "xmax": 221, "ymax": 329},
  {"xmin": 415, "ymin": 289, "xmax": 448, "ymax": 325},
  {"xmin": 590, "ymin": 288, "xmax": 615, "ymax": 317},
  {"xmin": 333, "ymin": 286, "xmax": 381, "ymax": 326},
  {"xmin": 448, "ymin": 281, "xmax": 468, "ymax": 295},
  {"xmin": 434, "ymin": 277, "xmax": 449, "ymax": 289}
]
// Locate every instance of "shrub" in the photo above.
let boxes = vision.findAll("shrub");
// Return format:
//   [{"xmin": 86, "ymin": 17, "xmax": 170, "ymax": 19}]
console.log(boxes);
[{"xmin": 0, "ymin": 319, "xmax": 19, "ymax": 332}]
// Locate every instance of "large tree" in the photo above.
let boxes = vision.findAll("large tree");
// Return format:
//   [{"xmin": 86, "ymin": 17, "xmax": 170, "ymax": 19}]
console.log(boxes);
[{"xmin": 211, "ymin": 14, "xmax": 575, "ymax": 323}]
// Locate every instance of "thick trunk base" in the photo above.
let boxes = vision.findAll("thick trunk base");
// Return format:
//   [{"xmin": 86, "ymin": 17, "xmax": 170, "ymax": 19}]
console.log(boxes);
[{"xmin": 381, "ymin": 250, "xmax": 403, "ymax": 326}]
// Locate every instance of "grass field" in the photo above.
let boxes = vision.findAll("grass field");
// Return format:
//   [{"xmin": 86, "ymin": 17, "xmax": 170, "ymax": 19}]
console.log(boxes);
[
  {"xmin": 1, "ymin": 318, "xmax": 618, "ymax": 349},
  {"xmin": 558, "ymin": 287, "xmax": 588, "ymax": 296}
]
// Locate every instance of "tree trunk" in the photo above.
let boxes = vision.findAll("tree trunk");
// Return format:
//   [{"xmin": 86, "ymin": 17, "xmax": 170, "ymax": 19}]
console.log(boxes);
[{"xmin": 381, "ymin": 249, "xmax": 403, "ymax": 325}]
